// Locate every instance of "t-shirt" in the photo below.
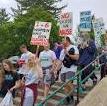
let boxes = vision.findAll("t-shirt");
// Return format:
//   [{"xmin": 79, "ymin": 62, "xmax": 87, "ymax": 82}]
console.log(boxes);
[
  {"xmin": 1, "ymin": 71, "xmax": 19, "ymax": 97},
  {"xmin": 60, "ymin": 45, "xmax": 79, "ymax": 73},
  {"xmin": 19, "ymin": 68, "xmax": 39, "ymax": 98},
  {"xmin": 20, "ymin": 51, "xmax": 32, "ymax": 63},
  {"xmin": 24, "ymin": 69, "xmax": 39, "ymax": 85},
  {"xmin": 54, "ymin": 45, "xmax": 63, "ymax": 59},
  {"xmin": 39, "ymin": 50, "xmax": 56, "ymax": 68}
]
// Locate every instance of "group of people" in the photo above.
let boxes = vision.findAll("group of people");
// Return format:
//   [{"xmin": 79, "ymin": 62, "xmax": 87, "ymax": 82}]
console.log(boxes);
[{"xmin": 0, "ymin": 36, "xmax": 107, "ymax": 106}]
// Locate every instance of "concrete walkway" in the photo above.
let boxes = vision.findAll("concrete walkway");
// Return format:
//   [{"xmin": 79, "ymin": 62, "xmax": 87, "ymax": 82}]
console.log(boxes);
[{"xmin": 78, "ymin": 77, "xmax": 107, "ymax": 106}]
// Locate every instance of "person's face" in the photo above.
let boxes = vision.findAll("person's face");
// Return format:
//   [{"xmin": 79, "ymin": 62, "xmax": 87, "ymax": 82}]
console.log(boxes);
[
  {"xmin": 28, "ymin": 57, "xmax": 34, "ymax": 64},
  {"xmin": 3, "ymin": 63, "xmax": 10, "ymax": 71},
  {"xmin": 62, "ymin": 39, "xmax": 68, "ymax": 48},
  {"xmin": 20, "ymin": 48, "xmax": 27, "ymax": 53},
  {"xmin": 28, "ymin": 56, "xmax": 35, "ymax": 67},
  {"xmin": 44, "ymin": 45, "xmax": 50, "ymax": 51}
]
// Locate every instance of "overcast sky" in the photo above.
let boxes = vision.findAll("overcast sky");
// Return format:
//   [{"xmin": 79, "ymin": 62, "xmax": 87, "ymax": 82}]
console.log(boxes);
[{"xmin": 0, "ymin": 0, "xmax": 107, "ymax": 30}]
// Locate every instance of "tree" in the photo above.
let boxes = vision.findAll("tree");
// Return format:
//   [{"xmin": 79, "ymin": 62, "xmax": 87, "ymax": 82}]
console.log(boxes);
[
  {"xmin": 11, "ymin": 4, "xmax": 23, "ymax": 18},
  {"xmin": 0, "ymin": 8, "xmax": 10, "ymax": 25},
  {"xmin": 13, "ymin": 0, "xmax": 66, "ymax": 18},
  {"xmin": 13, "ymin": 7, "xmax": 60, "ymax": 50},
  {"xmin": 0, "ymin": 6, "xmax": 60, "ymax": 60}
]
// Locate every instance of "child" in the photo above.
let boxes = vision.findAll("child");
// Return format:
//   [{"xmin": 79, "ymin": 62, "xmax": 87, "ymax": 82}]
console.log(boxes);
[
  {"xmin": 1, "ymin": 59, "xmax": 19, "ymax": 97},
  {"xmin": 11, "ymin": 54, "xmax": 43, "ymax": 106}
]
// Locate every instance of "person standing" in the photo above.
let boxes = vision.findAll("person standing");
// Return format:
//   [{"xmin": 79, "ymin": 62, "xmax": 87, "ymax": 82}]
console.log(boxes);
[
  {"xmin": 10, "ymin": 54, "xmax": 43, "ymax": 106},
  {"xmin": 18, "ymin": 44, "xmax": 32, "ymax": 75},
  {"xmin": 79, "ymin": 39, "xmax": 97, "ymax": 88},
  {"xmin": 1, "ymin": 59, "xmax": 19, "ymax": 97},
  {"xmin": 19, "ymin": 44, "xmax": 32, "ymax": 64},
  {"xmin": 59, "ymin": 37, "xmax": 79, "ymax": 104},
  {"xmin": 54, "ymin": 42, "xmax": 63, "ymax": 59},
  {"xmin": 39, "ymin": 44, "xmax": 57, "ymax": 98},
  {"xmin": 99, "ymin": 47, "xmax": 107, "ymax": 79}
]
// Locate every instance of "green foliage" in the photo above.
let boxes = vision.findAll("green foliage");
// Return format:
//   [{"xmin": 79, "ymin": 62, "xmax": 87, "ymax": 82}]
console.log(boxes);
[
  {"xmin": 13, "ymin": 0, "xmax": 66, "ymax": 18},
  {"xmin": 0, "ymin": 8, "xmax": 10, "ymax": 25},
  {"xmin": 0, "ymin": 7, "xmax": 60, "ymax": 60}
]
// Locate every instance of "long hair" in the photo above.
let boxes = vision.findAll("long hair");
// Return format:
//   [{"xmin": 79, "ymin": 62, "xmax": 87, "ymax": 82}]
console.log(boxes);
[
  {"xmin": 27, "ymin": 54, "xmax": 43, "ymax": 77},
  {"xmin": 0, "ymin": 69, "xmax": 5, "ymax": 79},
  {"xmin": 27, "ymin": 54, "xmax": 35, "ymax": 68},
  {"xmin": 27, "ymin": 54, "xmax": 40, "ymax": 71},
  {"xmin": 2, "ymin": 59, "xmax": 14, "ymax": 72}
]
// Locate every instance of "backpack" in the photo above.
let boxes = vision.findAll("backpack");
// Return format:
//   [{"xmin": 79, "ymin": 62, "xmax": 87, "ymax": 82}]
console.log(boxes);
[{"xmin": 63, "ymin": 47, "xmax": 77, "ymax": 68}]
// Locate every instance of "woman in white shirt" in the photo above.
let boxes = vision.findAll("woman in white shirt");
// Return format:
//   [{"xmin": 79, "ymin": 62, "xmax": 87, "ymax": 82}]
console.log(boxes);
[{"xmin": 11, "ymin": 54, "xmax": 43, "ymax": 106}]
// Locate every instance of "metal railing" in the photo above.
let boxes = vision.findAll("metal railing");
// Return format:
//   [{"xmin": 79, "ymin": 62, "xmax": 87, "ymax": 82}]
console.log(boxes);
[{"xmin": 37, "ymin": 54, "xmax": 104, "ymax": 106}]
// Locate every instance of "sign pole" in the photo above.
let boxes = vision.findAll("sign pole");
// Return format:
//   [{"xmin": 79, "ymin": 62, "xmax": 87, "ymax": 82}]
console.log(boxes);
[{"xmin": 35, "ymin": 45, "xmax": 39, "ymax": 57}]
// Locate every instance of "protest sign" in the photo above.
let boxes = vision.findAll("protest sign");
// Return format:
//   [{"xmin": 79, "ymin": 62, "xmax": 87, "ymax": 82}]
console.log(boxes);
[
  {"xmin": 92, "ymin": 18, "xmax": 106, "ymax": 47},
  {"xmin": 80, "ymin": 11, "xmax": 92, "ymax": 31},
  {"xmin": 31, "ymin": 21, "xmax": 52, "ymax": 46},
  {"xmin": 59, "ymin": 12, "xmax": 73, "ymax": 36},
  {"xmin": 93, "ymin": 18, "xmax": 106, "ymax": 36}
]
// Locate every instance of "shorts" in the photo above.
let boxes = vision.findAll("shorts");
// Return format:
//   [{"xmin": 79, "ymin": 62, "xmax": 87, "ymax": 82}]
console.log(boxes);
[
  {"xmin": 42, "ymin": 66, "xmax": 55, "ymax": 86},
  {"xmin": 60, "ymin": 71, "xmax": 75, "ymax": 82}
]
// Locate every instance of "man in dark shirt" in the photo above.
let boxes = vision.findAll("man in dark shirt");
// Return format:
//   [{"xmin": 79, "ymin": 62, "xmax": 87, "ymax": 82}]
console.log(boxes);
[
  {"xmin": 99, "ymin": 48, "xmax": 107, "ymax": 79},
  {"xmin": 79, "ymin": 40, "xmax": 97, "ymax": 88}
]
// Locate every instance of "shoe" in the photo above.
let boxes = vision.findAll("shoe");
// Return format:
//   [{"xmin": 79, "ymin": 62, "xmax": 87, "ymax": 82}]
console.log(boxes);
[
  {"xmin": 64, "ymin": 96, "xmax": 74, "ymax": 105},
  {"xmin": 69, "ymin": 95, "xmax": 74, "ymax": 104},
  {"xmin": 81, "ymin": 85, "xmax": 86, "ymax": 91},
  {"xmin": 93, "ymin": 80, "xmax": 97, "ymax": 86}
]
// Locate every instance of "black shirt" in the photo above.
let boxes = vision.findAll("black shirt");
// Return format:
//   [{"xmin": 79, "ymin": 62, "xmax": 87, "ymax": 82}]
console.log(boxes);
[
  {"xmin": 0, "ymin": 71, "xmax": 19, "ymax": 97},
  {"xmin": 0, "ymin": 83, "xmax": 7, "ymax": 97}
]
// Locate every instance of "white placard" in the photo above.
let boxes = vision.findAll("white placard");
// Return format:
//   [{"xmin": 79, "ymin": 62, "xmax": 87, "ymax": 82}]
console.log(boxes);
[
  {"xmin": 93, "ymin": 18, "xmax": 106, "ymax": 47},
  {"xmin": 31, "ymin": 21, "xmax": 52, "ymax": 46},
  {"xmin": 59, "ymin": 12, "xmax": 73, "ymax": 36}
]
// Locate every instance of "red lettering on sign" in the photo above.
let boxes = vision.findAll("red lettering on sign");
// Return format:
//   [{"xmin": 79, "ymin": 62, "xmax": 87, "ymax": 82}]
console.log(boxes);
[
  {"xmin": 61, "ymin": 13, "xmax": 69, "ymax": 19},
  {"xmin": 31, "ymin": 38, "xmax": 49, "ymax": 46},
  {"xmin": 45, "ymin": 23, "xmax": 49, "ymax": 28},
  {"xmin": 59, "ymin": 28, "xmax": 72, "ymax": 36}
]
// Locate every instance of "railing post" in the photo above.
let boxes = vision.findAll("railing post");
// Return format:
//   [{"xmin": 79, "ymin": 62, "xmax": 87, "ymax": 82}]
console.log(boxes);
[
  {"xmin": 37, "ymin": 54, "xmax": 104, "ymax": 106},
  {"xmin": 77, "ymin": 72, "xmax": 80, "ymax": 104}
]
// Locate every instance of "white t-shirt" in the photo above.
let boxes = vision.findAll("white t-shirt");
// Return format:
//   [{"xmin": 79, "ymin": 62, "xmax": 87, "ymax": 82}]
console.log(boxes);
[
  {"xmin": 24, "ymin": 70, "xmax": 38, "ymax": 99},
  {"xmin": 19, "ymin": 68, "xmax": 39, "ymax": 99},
  {"xmin": 20, "ymin": 51, "xmax": 32, "ymax": 63},
  {"xmin": 24, "ymin": 69, "xmax": 39, "ymax": 85},
  {"xmin": 60, "ymin": 45, "xmax": 79, "ymax": 73},
  {"xmin": 39, "ymin": 50, "xmax": 56, "ymax": 68}
]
